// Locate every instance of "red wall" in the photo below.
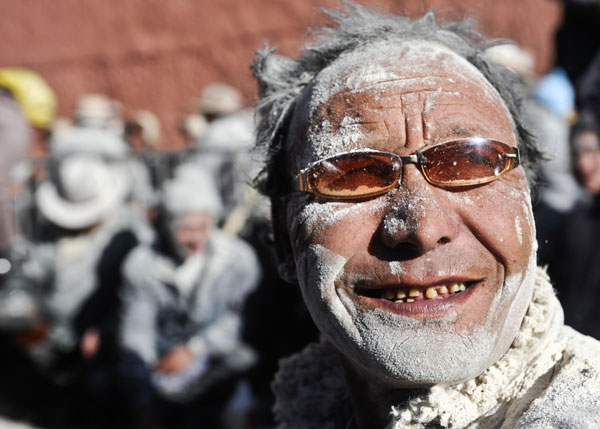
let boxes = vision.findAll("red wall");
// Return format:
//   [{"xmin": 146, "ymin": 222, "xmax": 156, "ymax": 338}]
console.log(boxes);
[{"xmin": 0, "ymin": 0, "xmax": 562, "ymax": 147}]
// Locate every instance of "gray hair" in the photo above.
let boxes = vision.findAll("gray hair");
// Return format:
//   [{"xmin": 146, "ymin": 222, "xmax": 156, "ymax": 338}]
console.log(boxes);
[{"xmin": 252, "ymin": 2, "xmax": 543, "ymax": 197}]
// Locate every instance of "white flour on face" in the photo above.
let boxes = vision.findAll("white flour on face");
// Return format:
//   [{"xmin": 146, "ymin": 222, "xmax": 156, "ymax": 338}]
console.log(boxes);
[
  {"xmin": 383, "ymin": 216, "xmax": 407, "ymax": 237},
  {"xmin": 286, "ymin": 38, "xmax": 534, "ymax": 391},
  {"xmin": 292, "ymin": 184, "xmax": 539, "ymax": 387},
  {"xmin": 299, "ymin": 40, "xmax": 517, "ymax": 166},
  {"xmin": 309, "ymin": 40, "xmax": 506, "ymax": 121},
  {"xmin": 515, "ymin": 215, "xmax": 523, "ymax": 245},
  {"xmin": 389, "ymin": 261, "xmax": 404, "ymax": 275},
  {"xmin": 307, "ymin": 116, "xmax": 365, "ymax": 161},
  {"xmin": 296, "ymin": 244, "xmax": 361, "ymax": 343},
  {"xmin": 288, "ymin": 195, "xmax": 389, "ymax": 245}
]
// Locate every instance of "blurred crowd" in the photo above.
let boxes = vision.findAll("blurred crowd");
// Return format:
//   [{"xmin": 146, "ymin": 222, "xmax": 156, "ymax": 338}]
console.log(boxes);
[
  {"xmin": 0, "ymin": 2, "xmax": 599, "ymax": 428},
  {"xmin": 0, "ymin": 72, "xmax": 318, "ymax": 428}
]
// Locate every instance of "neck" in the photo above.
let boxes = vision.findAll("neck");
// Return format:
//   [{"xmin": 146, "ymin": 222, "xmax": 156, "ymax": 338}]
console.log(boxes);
[{"xmin": 339, "ymin": 354, "xmax": 424, "ymax": 428}]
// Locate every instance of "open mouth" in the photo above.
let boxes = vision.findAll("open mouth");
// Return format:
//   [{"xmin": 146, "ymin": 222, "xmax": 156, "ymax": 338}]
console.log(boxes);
[{"xmin": 358, "ymin": 281, "xmax": 474, "ymax": 303}]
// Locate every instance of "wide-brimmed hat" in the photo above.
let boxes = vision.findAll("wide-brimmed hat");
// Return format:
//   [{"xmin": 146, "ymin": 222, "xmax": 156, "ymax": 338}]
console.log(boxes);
[{"xmin": 36, "ymin": 153, "xmax": 130, "ymax": 230}]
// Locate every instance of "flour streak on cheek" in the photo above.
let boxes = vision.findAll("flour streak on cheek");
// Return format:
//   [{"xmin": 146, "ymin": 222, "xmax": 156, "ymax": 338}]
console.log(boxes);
[
  {"xmin": 484, "ymin": 243, "xmax": 537, "ymax": 359},
  {"xmin": 296, "ymin": 244, "xmax": 361, "ymax": 341},
  {"xmin": 515, "ymin": 215, "xmax": 523, "ymax": 246},
  {"xmin": 294, "ymin": 197, "xmax": 389, "ymax": 239}
]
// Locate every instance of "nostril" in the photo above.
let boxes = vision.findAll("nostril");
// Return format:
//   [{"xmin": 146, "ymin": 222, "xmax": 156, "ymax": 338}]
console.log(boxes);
[
  {"xmin": 391, "ymin": 242, "xmax": 420, "ymax": 258},
  {"xmin": 438, "ymin": 236, "xmax": 450, "ymax": 245}
]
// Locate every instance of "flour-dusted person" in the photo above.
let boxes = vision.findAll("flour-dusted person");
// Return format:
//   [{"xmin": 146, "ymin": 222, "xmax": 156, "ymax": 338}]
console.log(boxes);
[
  {"xmin": 252, "ymin": 4, "xmax": 600, "ymax": 428},
  {"xmin": 118, "ymin": 163, "xmax": 261, "ymax": 427}
]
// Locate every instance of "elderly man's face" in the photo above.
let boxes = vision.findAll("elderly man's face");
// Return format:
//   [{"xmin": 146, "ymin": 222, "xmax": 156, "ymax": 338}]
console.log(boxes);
[
  {"xmin": 278, "ymin": 41, "xmax": 537, "ymax": 387},
  {"xmin": 172, "ymin": 212, "xmax": 214, "ymax": 258}
]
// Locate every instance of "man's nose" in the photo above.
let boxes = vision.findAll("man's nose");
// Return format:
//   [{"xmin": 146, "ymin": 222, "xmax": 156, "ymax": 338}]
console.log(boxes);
[{"xmin": 379, "ymin": 167, "xmax": 458, "ymax": 255}]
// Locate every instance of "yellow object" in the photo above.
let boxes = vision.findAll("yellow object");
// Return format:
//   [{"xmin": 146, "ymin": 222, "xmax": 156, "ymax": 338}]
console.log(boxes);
[{"xmin": 0, "ymin": 68, "xmax": 57, "ymax": 128}]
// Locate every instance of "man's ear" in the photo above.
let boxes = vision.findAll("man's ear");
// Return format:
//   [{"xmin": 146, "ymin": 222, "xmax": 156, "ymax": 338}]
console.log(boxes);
[{"xmin": 271, "ymin": 196, "xmax": 298, "ymax": 284}]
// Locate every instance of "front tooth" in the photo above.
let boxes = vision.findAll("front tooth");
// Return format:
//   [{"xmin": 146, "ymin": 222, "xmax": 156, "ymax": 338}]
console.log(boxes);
[
  {"xmin": 449, "ymin": 283, "xmax": 460, "ymax": 293},
  {"xmin": 408, "ymin": 288, "xmax": 420, "ymax": 297},
  {"xmin": 406, "ymin": 298, "xmax": 415, "ymax": 303},
  {"xmin": 458, "ymin": 283, "xmax": 466, "ymax": 291},
  {"xmin": 438, "ymin": 285, "xmax": 449, "ymax": 294},
  {"xmin": 384, "ymin": 289, "xmax": 396, "ymax": 300},
  {"xmin": 425, "ymin": 287, "xmax": 438, "ymax": 299},
  {"xmin": 396, "ymin": 290, "xmax": 406, "ymax": 299},
  {"xmin": 394, "ymin": 298, "xmax": 405, "ymax": 303}
]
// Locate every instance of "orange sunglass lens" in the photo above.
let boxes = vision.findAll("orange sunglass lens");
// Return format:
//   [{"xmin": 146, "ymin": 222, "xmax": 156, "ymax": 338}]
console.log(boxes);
[
  {"xmin": 422, "ymin": 140, "xmax": 512, "ymax": 185},
  {"xmin": 310, "ymin": 152, "xmax": 399, "ymax": 198}
]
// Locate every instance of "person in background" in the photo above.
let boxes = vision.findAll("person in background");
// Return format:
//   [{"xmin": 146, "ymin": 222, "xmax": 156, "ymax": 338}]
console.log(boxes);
[
  {"xmin": 73, "ymin": 93, "xmax": 123, "ymax": 133},
  {"xmin": 124, "ymin": 110, "xmax": 161, "ymax": 154},
  {"xmin": 194, "ymin": 83, "xmax": 257, "ymax": 221},
  {"xmin": 0, "ymin": 76, "xmax": 32, "ymax": 254},
  {"xmin": 0, "ymin": 68, "xmax": 57, "ymax": 158},
  {"xmin": 4, "ymin": 151, "xmax": 143, "ymax": 425},
  {"xmin": 51, "ymin": 125, "xmax": 157, "ymax": 232},
  {"xmin": 125, "ymin": 110, "xmax": 165, "ymax": 194},
  {"xmin": 550, "ymin": 114, "xmax": 600, "ymax": 339},
  {"xmin": 178, "ymin": 113, "xmax": 208, "ymax": 149},
  {"xmin": 528, "ymin": 69, "xmax": 583, "ymax": 265},
  {"xmin": 0, "ymin": 69, "xmax": 58, "ymax": 244},
  {"xmin": 118, "ymin": 164, "xmax": 260, "ymax": 428}
]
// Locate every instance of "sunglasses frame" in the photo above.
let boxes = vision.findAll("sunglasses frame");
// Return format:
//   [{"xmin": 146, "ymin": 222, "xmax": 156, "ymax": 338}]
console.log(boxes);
[{"xmin": 297, "ymin": 138, "xmax": 520, "ymax": 200}]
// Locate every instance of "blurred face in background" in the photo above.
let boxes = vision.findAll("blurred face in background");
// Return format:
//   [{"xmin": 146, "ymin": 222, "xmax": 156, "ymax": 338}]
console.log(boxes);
[
  {"xmin": 572, "ymin": 130, "xmax": 600, "ymax": 195},
  {"xmin": 172, "ymin": 212, "xmax": 214, "ymax": 258}
]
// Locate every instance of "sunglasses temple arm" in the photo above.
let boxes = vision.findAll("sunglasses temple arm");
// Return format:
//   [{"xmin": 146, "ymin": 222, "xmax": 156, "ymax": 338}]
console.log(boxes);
[
  {"xmin": 298, "ymin": 170, "xmax": 311, "ymax": 192},
  {"xmin": 506, "ymin": 147, "xmax": 520, "ymax": 167}
]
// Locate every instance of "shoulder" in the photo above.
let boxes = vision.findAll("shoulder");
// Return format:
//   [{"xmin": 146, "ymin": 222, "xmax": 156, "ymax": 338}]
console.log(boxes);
[
  {"xmin": 122, "ymin": 244, "xmax": 161, "ymax": 286},
  {"xmin": 272, "ymin": 341, "xmax": 348, "ymax": 428},
  {"xmin": 211, "ymin": 231, "xmax": 258, "ymax": 268},
  {"xmin": 516, "ymin": 327, "xmax": 600, "ymax": 428}
]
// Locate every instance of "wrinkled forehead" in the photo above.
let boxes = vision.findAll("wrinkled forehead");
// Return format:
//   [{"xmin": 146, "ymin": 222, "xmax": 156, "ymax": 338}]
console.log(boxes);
[
  {"xmin": 286, "ymin": 40, "xmax": 513, "ymax": 170},
  {"xmin": 308, "ymin": 40, "xmax": 500, "ymax": 117}
]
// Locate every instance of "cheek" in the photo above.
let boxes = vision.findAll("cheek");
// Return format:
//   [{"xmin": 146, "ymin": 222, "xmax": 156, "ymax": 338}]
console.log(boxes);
[
  {"xmin": 286, "ymin": 197, "xmax": 388, "ymax": 260},
  {"xmin": 458, "ymin": 173, "xmax": 534, "ymax": 273}
]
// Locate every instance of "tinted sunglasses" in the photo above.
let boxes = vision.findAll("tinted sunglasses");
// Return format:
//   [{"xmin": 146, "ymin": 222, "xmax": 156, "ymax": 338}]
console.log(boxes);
[{"xmin": 297, "ymin": 138, "xmax": 520, "ymax": 200}]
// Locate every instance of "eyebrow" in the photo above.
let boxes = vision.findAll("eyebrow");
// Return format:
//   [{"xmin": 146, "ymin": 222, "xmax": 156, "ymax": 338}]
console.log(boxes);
[{"xmin": 445, "ymin": 126, "xmax": 486, "ymax": 138}]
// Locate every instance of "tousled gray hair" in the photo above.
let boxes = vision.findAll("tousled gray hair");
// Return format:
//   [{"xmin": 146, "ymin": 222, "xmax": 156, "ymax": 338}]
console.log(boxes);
[{"xmin": 252, "ymin": 2, "xmax": 543, "ymax": 196}]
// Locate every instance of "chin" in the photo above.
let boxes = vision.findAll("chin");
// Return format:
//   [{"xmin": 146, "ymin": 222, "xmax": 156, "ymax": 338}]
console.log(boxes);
[
  {"xmin": 323, "ymin": 308, "xmax": 501, "ymax": 388},
  {"xmin": 298, "ymin": 244, "xmax": 537, "ymax": 389},
  {"xmin": 311, "ymin": 272, "xmax": 536, "ymax": 389}
]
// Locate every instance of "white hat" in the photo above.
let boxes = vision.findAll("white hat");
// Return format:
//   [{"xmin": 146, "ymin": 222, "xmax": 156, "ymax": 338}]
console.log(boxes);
[
  {"xmin": 162, "ymin": 164, "xmax": 222, "ymax": 218},
  {"xmin": 74, "ymin": 93, "xmax": 122, "ymax": 129},
  {"xmin": 485, "ymin": 43, "xmax": 535, "ymax": 82},
  {"xmin": 179, "ymin": 114, "xmax": 208, "ymax": 141},
  {"xmin": 199, "ymin": 110, "xmax": 255, "ymax": 151},
  {"xmin": 198, "ymin": 83, "xmax": 242, "ymax": 116},
  {"xmin": 36, "ymin": 153, "xmax": 130, "ymax": 229},
  {"xmin": 131, "ymin": 110, "xmax": 161, "ymax": 147}
]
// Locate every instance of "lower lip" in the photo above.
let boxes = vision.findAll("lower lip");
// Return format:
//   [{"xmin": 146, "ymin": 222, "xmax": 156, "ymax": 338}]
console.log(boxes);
[{"xmin": 351, "ymin": 282, "xmax": 482, "ymax": 319}]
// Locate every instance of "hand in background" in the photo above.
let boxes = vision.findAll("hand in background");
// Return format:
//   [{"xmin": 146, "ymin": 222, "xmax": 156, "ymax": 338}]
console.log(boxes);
[
  {"xmin": 157, "ymin": 345, "xmax": 194, "ymax": 374},
  {"xmin": 81, "ymin": 328, "xmax": 101, "ymax": 359}
]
